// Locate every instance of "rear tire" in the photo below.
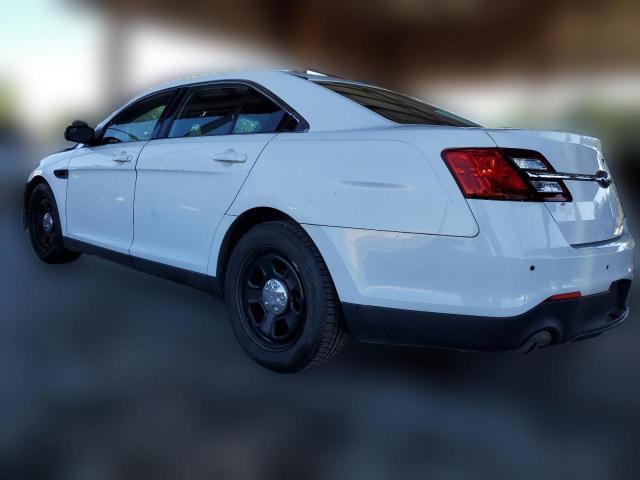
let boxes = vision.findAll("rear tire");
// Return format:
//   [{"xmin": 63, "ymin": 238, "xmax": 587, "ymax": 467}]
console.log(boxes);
[
  {"xmin": 27, "ymin": 183, "xmax": 80, "ymax": 264},
  {"xmin": 225, "ymin": 221, "xmax": 349, "ymax": 372}
]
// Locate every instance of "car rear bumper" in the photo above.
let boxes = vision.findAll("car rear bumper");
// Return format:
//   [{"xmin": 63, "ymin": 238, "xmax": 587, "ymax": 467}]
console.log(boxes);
[
  {"xmin": 303, "ymin": 204, "xmax": 634, "ymax": 318},
  {"xmin": 342, "ymin": 279, "xmax": 631, "ymax": 351}
]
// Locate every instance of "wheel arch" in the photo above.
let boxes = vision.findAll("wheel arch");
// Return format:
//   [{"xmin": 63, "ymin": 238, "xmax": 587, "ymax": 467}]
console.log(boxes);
[
  {"xmin": 24, "ymin": 171, "xmax": 71, "ymax": 238},
  {"xmin": 214, "ymin": 207, "xmax": 331, "ymax": 299},
  {"xmin": 24, "ymin": 175, "xmax": 49, "ymax": 210},
  {"xmin": 23, "ymin": 175, "xmax": 52, "ymax": 228}
]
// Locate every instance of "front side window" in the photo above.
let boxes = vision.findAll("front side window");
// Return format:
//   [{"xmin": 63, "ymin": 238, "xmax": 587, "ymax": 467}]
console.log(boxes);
[
  {"xmin": 316, "ymin": 81, "xmax": 480, "ymax": 127},
  {"xmin": 100, "ymin": 90, "xmax": 175, "ymax": 144},
  {"xmin": 233, "ymin": 89, "xmax": 296, "ymax": 134},
  {"xmin": 168, "ymin": 86, "xmax": 246, "ymax": 138}
]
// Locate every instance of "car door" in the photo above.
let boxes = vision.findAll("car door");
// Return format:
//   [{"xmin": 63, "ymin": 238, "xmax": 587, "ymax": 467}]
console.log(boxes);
[
  {"xmin": 66, "ymin": 90, "xmax": 177, "ymax": 254},
  {"xmin": 131, "ymin": 83, "xmax": 298, "ymax": 273}
]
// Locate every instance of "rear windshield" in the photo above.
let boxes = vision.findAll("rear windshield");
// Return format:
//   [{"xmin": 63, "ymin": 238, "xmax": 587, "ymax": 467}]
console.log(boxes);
[{"xmin": 316, "ymin": 81, "xmax": 480, "ymax": 127}]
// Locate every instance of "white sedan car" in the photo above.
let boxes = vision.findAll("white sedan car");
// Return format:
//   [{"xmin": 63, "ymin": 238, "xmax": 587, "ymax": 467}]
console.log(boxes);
[{"xmin": 24, "ymin": 70, "xmax": 634, "ymax": 372}]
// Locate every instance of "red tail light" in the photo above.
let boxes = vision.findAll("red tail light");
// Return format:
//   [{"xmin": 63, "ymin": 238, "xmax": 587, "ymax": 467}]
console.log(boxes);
[
  {"xmin": 442, "ymin": 148, "xmax": 531, "ymax": 200},
  {"xmin": 442, "ymin": 148, "xmax": 571, "ymax": 202}
]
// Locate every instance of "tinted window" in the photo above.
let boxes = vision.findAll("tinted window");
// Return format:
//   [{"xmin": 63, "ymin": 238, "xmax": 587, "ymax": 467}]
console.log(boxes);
[
  {"xmin": 169, "ymin": 86, "xmax": 246, "ymax": 137},
  {"xmin": 101, "ymin": 91, "xmax": 175, "ymax": 144},
  {"xmin": 233, "ymin": 89, "xmax": 295, "ymax": 134},
  {"xmin": 317, "ymin": 82, "xmax": 479, "ymax": 127}
]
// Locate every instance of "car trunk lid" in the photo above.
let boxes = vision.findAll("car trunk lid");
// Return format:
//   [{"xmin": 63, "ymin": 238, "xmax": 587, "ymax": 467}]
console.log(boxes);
[{"xmin": 485, "ymin": 129, "xmax": 624, "ymax": 245}]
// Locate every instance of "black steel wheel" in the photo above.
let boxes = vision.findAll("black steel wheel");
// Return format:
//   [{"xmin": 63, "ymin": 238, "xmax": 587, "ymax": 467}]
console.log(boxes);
[
  {"xmin": 27, "ymin": 183, "xmax": 80, "ymax": 264},
  {"xmin": 225, "ymin": 220, "xmax": 349, "ymax": 372},
  {"xmin": 33, "ymin": 197, "xmax": 58, "ymax": 251},
  {"xmin": 239, "ymin": 253, "xmax": 306, "ymax": 349}
]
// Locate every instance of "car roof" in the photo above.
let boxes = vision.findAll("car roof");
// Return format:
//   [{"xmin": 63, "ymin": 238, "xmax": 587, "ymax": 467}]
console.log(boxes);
[
  {"xmin": 104, "ymin": 70, "xmax": 392, "ymax": 133},
  {"xmin": 285, "ymin": 69, "xmax": 372, "ymax": 85},
  {"xmin": 143, "ymin": 69, "xmax": 369, "ymax": 92}
]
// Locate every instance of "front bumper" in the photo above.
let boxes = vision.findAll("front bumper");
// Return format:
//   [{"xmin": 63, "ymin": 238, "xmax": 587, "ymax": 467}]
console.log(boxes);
[{"xmin": 342, "ymin": 279, "xmax": 631, "ymax": 351}]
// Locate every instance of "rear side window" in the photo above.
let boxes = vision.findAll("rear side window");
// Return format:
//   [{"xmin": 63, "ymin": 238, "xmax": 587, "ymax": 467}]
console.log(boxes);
[
  {"xmin": 233, "ymin": 89, "xmax": 296, "ymax": 134},
  {"xmin": 316, "ymin": 81, "xmax": 479, "ymax": 127},
  {"xmin": 168, "ymin": 86, "xmax": 246, "ymax": 137}
]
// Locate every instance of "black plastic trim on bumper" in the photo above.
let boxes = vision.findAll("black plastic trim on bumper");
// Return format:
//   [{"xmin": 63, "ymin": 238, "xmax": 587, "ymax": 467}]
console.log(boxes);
[{"xmin": 341, "ymin": 279, "xmax": 631, "ymax": 351}]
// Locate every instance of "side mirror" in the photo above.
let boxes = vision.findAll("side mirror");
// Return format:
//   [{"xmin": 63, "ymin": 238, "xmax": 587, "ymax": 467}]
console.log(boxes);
[{"xmin": 64, "ymin": 121, "xmax": 95, "ymax": 145}]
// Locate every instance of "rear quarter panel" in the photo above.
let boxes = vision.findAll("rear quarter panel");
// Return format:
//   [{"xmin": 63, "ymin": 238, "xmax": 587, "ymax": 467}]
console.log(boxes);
[{"xmin": 228, "ymin": 126, "xmax": 496, "ymax": 236}]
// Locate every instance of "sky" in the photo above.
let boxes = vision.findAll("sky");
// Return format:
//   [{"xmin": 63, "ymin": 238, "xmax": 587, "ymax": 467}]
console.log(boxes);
[
  {"xmin": 1, "ymin": 0, "xmax": 105, "ymax": 127},
  {"xmin": 0, "ymin": 0, "xmax": 283, "ymax": 136}
]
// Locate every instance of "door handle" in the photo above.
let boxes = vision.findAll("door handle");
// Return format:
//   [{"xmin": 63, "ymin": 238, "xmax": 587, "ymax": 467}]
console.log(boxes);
[
  {"xmin": 112, "ymin": 152, "xmax": 133, "ymax": 163},
  {"xmin": 213, "ymin": 149, "xmax": 247, "ymax": 163}
]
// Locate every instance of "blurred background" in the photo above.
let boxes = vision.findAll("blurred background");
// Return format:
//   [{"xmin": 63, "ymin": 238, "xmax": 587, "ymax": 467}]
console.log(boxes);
[{"xmin": 1, "ymin": 0, "xmax": 639, "ymax": 478}]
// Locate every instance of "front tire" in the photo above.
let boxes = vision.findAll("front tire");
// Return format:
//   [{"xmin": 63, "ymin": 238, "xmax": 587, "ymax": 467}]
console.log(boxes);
[
  {"xmin": 225, "ymin": 221, "xmax": 349, "ymax": 372},
  {"xmin": 27, "ymin": 183, "xmax": 80, "ymax": 264}
]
